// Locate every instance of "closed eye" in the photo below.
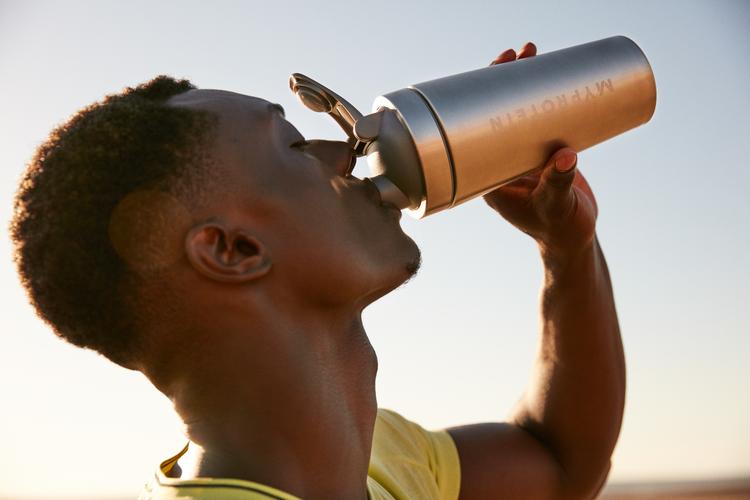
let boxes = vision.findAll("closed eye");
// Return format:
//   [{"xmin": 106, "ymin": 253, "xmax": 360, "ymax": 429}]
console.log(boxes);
[{"xmin": 290, "ymin": 140, "xmax": 318, "ymax": 161}]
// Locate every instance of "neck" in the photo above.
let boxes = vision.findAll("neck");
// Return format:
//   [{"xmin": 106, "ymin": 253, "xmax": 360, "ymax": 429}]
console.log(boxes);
[{"xmin": 152, "ymin": 303, "xmax": 378, "ymax": 500}]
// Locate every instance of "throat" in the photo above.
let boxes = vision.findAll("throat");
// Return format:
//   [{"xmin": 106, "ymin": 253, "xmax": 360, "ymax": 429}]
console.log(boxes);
[
  {"xmin": 179, "ymin": 385, "xmax": 376, "ymax": 499},
  {"xmin": 162, "ymin": 313, "xmax": 379, "ymax": 499},
  {"xmin": 175, "ymin": 354, "xmax": 377, "ymax": 499}
]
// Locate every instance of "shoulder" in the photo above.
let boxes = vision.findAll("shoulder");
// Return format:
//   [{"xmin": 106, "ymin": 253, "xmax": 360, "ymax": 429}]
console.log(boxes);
[
  {"xmin": 373, "ymin": 408, "xmax": 434, "ymax": 456},
  {"xmin": 370, "ymin": 408, "xmax": 461, "ymax": 500}
]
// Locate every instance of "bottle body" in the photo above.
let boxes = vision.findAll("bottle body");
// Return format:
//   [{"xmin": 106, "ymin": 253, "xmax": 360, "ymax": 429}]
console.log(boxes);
[{"xmin": 366, "ymin": 36, "xmax": 657, "ymax": 217}]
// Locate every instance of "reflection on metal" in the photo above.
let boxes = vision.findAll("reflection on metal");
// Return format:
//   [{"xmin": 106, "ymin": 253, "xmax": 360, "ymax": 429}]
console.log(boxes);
[{"xmin": 291, "ymin": 36, "xmax": 657, "ymax": 218}]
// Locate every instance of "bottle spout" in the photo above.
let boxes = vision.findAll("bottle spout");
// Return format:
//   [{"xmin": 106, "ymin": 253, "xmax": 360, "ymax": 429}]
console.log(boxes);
[
  {"xmin": 289, "ymin": 73, "xmax": 374, "ymax": 156},
  {"xmin": 368, "ymin": 174, "xmax": 412, "ymax": 210}
]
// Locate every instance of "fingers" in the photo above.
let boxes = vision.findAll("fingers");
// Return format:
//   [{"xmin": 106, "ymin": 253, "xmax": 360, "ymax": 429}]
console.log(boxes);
[
  {"xmin": 484, "ymin": 183, "xmax": 534, "ymax": 222},
  {"xmin": 517, "ymin": 42, "xmax": 537, "ymax": 59},
  {"xmin": 491, "ymin": 48, "xmax": 516, "ymax": 65},
  {"xmin": 552, "ymin": 148, "xmax": 577, "ymax": 174},
  {"xmin": 534, "ymin": 148, "xmax": 578, "ymax": 218},
  {"xmin": 503, "ymin": 172, "xmax": 541, "ymax": 191},
  {"xmin": 490, "ymin": 42, "xmax": 537, "ymax": 65}
]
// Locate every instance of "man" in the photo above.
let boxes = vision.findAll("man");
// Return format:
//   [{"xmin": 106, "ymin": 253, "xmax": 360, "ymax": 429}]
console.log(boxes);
[{"xmin": 11, "ymin": 42, "xmax": 624, "ymax": 499}]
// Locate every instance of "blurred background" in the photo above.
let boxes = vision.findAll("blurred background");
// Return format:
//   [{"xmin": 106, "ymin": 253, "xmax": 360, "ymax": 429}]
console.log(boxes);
[{"xmin": 1, "ymin": 0, "xmax": 748, "ymax": 498}]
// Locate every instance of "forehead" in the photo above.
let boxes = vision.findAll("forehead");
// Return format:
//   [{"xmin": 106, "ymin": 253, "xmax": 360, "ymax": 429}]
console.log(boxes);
[
  {"xmin": 167, "ymin": 89, "xmax": 284, "ymax": 125},
  {"xmin": 165, "ymin": 89, "xmax": 300, "ymax": 195}
]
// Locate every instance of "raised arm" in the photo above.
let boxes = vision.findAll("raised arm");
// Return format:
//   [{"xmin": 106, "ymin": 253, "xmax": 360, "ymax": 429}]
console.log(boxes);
[{"xmin": 446, "ymin": 43, "xmax": 625, "ymax": 500}]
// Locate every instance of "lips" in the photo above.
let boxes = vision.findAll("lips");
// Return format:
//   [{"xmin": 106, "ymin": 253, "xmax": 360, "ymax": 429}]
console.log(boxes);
[
  {"xmin": 362, "ymin": 177, "xmax": 385, "ymax": 206},
  {"xmin": 382, "ymin": 202, "xmax": 402, "ymax": 220},
  {"xmin": 362, "ymin": 178, "xmax": 402, "ymax": 220}
]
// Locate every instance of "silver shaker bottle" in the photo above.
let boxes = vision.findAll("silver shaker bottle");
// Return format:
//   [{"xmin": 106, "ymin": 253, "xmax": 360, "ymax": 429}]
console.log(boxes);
[{"xmin": 289, "ymin": 35, "xmax": 656, "ymax": 218}]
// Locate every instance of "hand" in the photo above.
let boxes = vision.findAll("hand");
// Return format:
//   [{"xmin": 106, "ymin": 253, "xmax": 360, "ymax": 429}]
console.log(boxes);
[{"xmin": 484, "ymin": 43, "xmax": 599, "ymax": 261}]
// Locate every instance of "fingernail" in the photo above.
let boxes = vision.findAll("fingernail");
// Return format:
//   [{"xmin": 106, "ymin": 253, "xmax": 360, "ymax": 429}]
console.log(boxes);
[{"xmin": 554, "ymin": 151, "xmax": 577, "ymax": 173}]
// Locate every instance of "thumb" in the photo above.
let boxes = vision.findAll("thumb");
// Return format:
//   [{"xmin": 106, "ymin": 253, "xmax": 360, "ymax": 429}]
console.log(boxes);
[{"xmin": 534, "ymin": 148, "xmax": 578, "ymax": 217}]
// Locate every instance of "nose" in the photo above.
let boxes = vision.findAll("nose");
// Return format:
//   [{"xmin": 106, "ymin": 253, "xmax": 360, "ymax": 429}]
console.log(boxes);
[{"xmin": 302, "ymin": 140, "xmax": 357, "ymax": 177}]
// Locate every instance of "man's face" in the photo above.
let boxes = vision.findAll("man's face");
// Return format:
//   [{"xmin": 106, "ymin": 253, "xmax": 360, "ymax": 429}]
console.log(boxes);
[{"xmin": 168, "ymin": 89, "xmax": 420, "ymax": 307}]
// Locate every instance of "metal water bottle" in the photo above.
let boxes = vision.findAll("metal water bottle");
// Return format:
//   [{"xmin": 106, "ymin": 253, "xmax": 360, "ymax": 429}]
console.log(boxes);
[{"xmin": 290, "ymin": 35, "xmax": 656, "ymax": 218}]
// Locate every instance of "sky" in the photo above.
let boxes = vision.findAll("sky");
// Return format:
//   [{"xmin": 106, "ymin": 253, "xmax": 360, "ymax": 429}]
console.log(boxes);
[{"xmin": 1, "ymin": 0, "xmax": 749, "ymax": 497}]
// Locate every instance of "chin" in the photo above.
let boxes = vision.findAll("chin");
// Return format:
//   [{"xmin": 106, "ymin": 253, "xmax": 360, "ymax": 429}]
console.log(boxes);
[
  {"xmin": 404, "ymin": 244, "xmax": 422, "ymax": 279},
  {"xmin": 363, "ymin": 240, "xmax": 421, "ymax": 306},
  {"xmin": 390, "ymin": 238, "xmax": 421, "ymax": 289}
]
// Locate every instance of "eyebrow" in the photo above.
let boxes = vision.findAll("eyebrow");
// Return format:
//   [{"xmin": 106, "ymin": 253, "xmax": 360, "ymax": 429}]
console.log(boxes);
[{"xmin": 269, "ymin": 103, "xmax": 285, "ymax": 117}]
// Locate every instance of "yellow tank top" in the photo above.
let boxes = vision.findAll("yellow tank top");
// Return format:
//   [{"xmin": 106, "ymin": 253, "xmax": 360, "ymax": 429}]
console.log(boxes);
[{"xmin": 139, "ymin": 408, "xmax": 460, "ymax": 499}]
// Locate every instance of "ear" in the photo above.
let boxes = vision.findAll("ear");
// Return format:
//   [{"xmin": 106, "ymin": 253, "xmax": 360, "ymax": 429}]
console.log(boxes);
[{"xmin": 185, "ymin": 223, "xmax": 271, "ymax": 283}]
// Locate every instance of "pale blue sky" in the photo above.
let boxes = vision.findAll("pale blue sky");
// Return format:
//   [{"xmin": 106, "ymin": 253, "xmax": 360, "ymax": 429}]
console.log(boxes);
[{"xmin": 1, "ymin": 0, "xmax": 748, "ymax": 497}]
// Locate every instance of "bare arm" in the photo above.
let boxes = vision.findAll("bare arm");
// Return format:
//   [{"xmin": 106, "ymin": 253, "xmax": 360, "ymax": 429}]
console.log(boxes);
[{"xmin": 447, "ymin": 42, "xmax": 625, "ymax": 500}]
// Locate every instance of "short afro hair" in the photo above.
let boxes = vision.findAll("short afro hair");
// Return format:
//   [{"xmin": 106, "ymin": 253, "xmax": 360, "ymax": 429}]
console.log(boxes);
[{"xmin": 10, "ymin": 75, "xmax": 216, "ymax": 367}]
